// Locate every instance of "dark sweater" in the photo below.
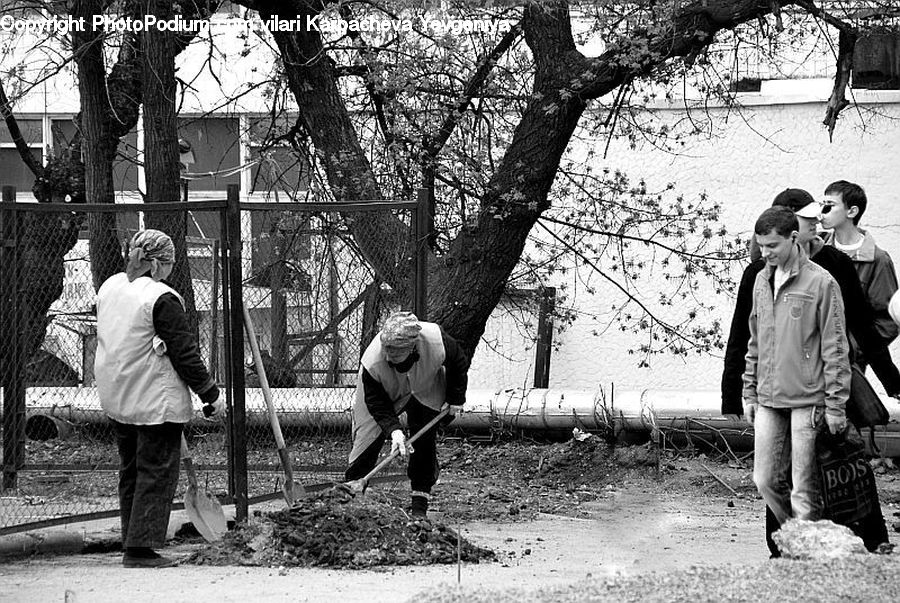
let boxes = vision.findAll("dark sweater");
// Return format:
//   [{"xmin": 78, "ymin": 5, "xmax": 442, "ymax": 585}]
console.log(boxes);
[
  {"xmin": 362, "ymin": 327, "xmax": 470, "ymax": 435},
  {"xmin": 721, "ymin": 242, "xmax": 900, "ymax": 415}
]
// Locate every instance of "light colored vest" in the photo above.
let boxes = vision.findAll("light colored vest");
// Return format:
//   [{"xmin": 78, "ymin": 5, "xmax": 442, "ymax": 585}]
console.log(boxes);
[
  {"xmin": 95, "ymin": 273, "xmax": 192, "ymax": 425},
  {"xmin": 348, "ymin": 322, "xmax": 446, "ymax": 463}
]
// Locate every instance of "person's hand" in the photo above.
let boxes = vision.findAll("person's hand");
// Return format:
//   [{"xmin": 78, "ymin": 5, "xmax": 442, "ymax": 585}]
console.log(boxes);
[
  {"xmin": 203, "ymin": 397, "xmax": 226, "ymax": 420},
  {"xmin": 723, "ymin": 413, "xmax": 744, "ymax": 423},
  {"xmin": 390, "ymin": 429, "xmax": 409, "ymax": 458},
  {"xmin": 743, "ymin": 404, "xmax": 757, "ymax": 425},
  {"xmin": 439, "ymin": 405, "xmax": 457, "ymax": 427},
  {"xmin": 825, "ymin": 413, "xmax": 848, "ymax": 435}
]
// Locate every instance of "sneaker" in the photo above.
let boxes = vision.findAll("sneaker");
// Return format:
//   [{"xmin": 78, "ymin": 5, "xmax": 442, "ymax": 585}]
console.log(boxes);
[
  {"xmin": 410, "ymin": 494, "xmax": 429, "ymax": 519},
  {"xmin": 123, "ymin": 553, "xmax": 176, "ymax": 568}
]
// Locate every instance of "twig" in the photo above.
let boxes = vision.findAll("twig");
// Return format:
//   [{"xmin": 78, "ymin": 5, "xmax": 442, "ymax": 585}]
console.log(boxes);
[{"xmin": 699, "ymin": 462, "xmax": 740, "ymax": 497}]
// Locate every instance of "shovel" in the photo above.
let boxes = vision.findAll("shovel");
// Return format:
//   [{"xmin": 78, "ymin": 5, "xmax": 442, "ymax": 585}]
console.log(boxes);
[
  {"xmin": 180, "ymin": 434, "xmax": 228, "ymax": 542},
  {"xmin": 243, "ymin": 306, "xmax": 304, "ymax": 505},
  {"xmin": 340, "ymin": 404, "xmax": 451, "ymax": 496}
]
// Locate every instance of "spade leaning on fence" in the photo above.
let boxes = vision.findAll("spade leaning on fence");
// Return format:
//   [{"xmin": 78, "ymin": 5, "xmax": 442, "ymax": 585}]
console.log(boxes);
[{"xmin": 95, "ymin": 229, "xmax": 225, "ymax": 569}]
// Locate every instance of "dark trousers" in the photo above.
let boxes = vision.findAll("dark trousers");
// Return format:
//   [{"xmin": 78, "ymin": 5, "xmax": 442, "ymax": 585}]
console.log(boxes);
[
  {"xmin": 345, "ymin": 399, "xmax": 440, "ymax": 493},
  {"xmin": 111, "ymin": 420, "xmax": 183, "ymax": 549}
]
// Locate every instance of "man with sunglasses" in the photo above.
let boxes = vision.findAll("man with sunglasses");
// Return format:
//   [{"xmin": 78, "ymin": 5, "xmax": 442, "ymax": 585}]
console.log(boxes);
[
  {"xmin": 821, "ymin": 180, "xmax": 900, "ymax": 364},
  {"xmin": 345, "ymin": 311, "xmax": 470, "ymax": 519},
  {"xmin": 721, "ymin": 188, "xmax": 898, "ymax": 555}
]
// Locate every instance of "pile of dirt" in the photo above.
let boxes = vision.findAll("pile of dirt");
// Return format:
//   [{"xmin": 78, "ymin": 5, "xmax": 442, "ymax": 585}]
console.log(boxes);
[
  {"xmin": 444, "ymin": 435, "xmax": 657, "ymax": 488},
  {"xmin": 188, "ymin": 489, "xmax": 494, "ymax": 569}
]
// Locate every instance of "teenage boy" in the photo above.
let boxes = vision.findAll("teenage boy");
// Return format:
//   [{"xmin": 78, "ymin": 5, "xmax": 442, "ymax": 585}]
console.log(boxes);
[
  {"xmin": 821, "ymin": 180, "xmax": 900, "ymax": 357},
  {"xmin": 743, "ymin": 206, "xmax": 851, "ymax": 526}
]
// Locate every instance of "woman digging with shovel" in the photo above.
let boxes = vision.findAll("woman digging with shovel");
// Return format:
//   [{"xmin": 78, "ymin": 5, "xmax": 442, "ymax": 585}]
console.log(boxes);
[
  {"xmin": 345, "ymin": 312, "xmax": 470, "ymax": 519},
  {"xmin": 95, "ymin": 230, "xmax": 225, "ymax": 568}
]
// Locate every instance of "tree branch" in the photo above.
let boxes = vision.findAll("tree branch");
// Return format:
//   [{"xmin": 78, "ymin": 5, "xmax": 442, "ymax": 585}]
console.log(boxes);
[
  {"xmin": 823, "ymin": 28, "xmax": 855, "ymax": 141},
  {"xmin": 424, "ymin": 21, "xmax": 523, "ymax": 159}
]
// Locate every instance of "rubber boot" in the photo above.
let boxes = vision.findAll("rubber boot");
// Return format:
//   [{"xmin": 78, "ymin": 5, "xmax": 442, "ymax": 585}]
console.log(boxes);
[{"xmin": 411, "ymin": 492, "xmax": 429, "ymax": 519}]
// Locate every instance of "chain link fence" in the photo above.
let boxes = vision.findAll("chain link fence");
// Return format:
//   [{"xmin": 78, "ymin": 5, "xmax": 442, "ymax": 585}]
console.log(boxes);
[{"xmin": 0, "ymin": 187, "xmax": 422, "ymax": 533}]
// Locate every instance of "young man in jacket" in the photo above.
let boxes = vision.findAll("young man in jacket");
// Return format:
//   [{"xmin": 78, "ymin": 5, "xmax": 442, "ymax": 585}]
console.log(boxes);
[
  {"xmin": 345, "ymin": 311, "xmax": 469, "ymax": 518},
  {"xmin": 722, "ymin": 189, "xmax": 896, "ymax": 554},
  {"xmin": 821, "ymin": 180, "xmax": 900, "ymax": 357},
  {"xmin": 743, "ymin": 206, "xmax": 851, "ymax": 528},
  {"xmin": 95, "ymin": 229, "xmax": 224, "ymax": 568}
]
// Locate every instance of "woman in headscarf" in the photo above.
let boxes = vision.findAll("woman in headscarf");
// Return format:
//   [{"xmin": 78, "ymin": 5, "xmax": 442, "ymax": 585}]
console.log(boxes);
[
  {"xmin": 95, "ymin": 229, "xmax": 224, "ymax": 567},
  {"xmin": 346, "ymin": 311, "xmax": 470, "ymax": 519}
]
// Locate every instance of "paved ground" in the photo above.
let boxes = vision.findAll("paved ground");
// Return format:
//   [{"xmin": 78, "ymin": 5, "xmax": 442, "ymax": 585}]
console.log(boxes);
[{"xmin": 1, "ymin": 486, "xmax": 770, "ymax": 602}]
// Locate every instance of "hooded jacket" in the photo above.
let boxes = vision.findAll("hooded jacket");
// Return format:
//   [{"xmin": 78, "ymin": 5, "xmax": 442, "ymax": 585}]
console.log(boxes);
[
  {"xmin": 823, "ymin": 229, "xmax": 900, "ymax": 345},
  {"xmin": 742, "ymin": 245, "xmax": 850, "ymax": 417},
  {"xmin": 721, "ymin": 237, "xmax": 900, "ymax": 414}
]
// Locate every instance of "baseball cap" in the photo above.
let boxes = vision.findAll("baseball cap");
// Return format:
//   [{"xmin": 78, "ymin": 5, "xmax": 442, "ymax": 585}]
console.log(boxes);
[{"xmin": 772, "ymin": 188, "xmax": 820, "ymax": 219}]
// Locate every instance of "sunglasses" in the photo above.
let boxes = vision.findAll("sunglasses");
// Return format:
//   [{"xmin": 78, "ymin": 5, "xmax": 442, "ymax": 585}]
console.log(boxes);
[{"xmin": 820, "ymin": 202, "xmax": 838, "ymax": 214}]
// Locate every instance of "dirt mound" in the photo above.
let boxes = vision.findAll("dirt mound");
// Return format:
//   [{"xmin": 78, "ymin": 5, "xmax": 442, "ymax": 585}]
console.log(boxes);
[
  {"xmin": 188, "ymin": 489, "xmax": 494, "ymax": 569},
  {"xmin": 533, "ymin": 436, "xmax": 657, "ymax": 486}
]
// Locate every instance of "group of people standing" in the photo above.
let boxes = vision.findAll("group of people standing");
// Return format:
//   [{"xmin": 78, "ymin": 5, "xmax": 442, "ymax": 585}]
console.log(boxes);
[{"xmin": 720, "ymin": 181, "xmax": 899, "ymax": 555}]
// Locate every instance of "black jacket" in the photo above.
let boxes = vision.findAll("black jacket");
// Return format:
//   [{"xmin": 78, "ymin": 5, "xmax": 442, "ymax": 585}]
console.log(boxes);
[{"xmin": 721, "ymin": 240, "xmax": 900, "ymax": 414}]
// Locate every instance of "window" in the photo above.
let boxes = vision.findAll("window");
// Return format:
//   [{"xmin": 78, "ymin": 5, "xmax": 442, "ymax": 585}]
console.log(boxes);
[
  {"xmin": 247, "ymin": 115, "xmax": 311, "ymax": 199},
  {"xmin": 853, "ymin": 30, "xmax": 900, "ymax": 90},
  {"xmin": 0, "ymin": 118, "xmax": 42, "ymax": 193},
  {"xmin": 178, "ymin": 117, "xmax": 241, "ymax": 191}
]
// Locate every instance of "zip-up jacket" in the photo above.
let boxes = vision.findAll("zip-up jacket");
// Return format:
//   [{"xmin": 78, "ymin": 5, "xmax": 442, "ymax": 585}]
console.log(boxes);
[
  {"xmin": 721, "ymin": 237, "xmax": 900, "ymax": 414},
  {"xmin": 742, "ymin": 246, "xmax": 851, "ymax": 418},
  {"xmin": 824, "ymin": 229, "xmax": 900, "ymax": 345}
]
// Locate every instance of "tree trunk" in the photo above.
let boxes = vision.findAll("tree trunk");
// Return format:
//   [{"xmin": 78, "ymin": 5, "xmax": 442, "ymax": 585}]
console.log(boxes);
[
  {"xmin": 72, "ymin": 0, "xmax": 126, "ymax": 290},
  {"xmin": 141, "ymin": 0, "xmax": 197, "ymax": 332}
]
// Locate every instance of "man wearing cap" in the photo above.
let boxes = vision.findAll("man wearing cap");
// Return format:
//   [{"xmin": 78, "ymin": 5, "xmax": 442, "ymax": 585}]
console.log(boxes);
[
  {"xmin": 743, "ymin": 206, "xmax": 851, "ymax": 529},
  {"xmin": 722, "ymin": 188, "xmax": 897, "ymax": 554},
  {"xmin": 95, "ymin": 229, "xmax": 224, "ymax": 567},
  {"xmin": 345, "ymin": 311, "xmax": 470, "ymax": 518}
]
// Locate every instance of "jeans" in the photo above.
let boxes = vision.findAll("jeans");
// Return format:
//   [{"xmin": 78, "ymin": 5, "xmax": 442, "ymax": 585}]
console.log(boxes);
[
  {"xmin": 111, "ymin": 420, "xmax": 183, "ymax": 549},
  {"xmin": 753, "ymin": 405, "xmax": 825, "ymax": 524}
]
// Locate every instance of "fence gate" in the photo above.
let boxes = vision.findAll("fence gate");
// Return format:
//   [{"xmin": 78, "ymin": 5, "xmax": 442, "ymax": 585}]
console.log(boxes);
[{"xmin": 0, "ymin": 185, "xmax": 424, "ymax": 535}]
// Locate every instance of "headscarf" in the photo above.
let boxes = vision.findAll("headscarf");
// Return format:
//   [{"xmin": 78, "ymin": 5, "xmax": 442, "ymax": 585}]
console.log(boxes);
[
  {"xmin": 125, "ymin": 229, "xmax": 175, "ymax": 282},
  {"xmin": 380, "ymin": 311, "xmax": 422, "ymax": 354}
]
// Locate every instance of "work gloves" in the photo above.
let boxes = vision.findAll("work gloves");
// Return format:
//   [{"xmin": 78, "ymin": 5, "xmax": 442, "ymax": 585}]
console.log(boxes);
[{"xmin": 391, "ymin": 429, "xmax": 412, "ymax": 457}]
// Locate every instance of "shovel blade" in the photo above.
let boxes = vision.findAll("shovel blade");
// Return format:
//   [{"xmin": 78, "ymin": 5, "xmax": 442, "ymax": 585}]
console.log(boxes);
[{"xmin": 185, "ymin": 487, "xmax": 228, "ymax": 542}]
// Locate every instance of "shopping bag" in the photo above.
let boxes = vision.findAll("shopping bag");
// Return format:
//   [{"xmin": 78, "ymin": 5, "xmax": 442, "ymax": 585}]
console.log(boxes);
[{"xmin": 816, "ymin": 430, "xmax": 878, "ymax": 526}]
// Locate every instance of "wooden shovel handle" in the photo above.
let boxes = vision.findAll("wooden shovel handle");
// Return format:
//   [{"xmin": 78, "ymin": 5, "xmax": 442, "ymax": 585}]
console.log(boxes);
[
  {"xmin": 242, "ymin": 306, "xmax": 286, "ymax": 450},
  {"xmin": 180, "ymin": 434, "xmax": 199, "ymax": 489}
]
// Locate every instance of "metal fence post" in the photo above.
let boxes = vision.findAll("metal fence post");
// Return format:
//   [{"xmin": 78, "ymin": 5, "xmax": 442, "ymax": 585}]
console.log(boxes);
[
  {"xmin": 533, "ymin": 286, "xmax": 556, "ymax": 389},
  {"xmin": 224, "ymin": 184, "xmax": 248, "ymax": 521},
  {"xmin": 414, "ymin": 188, "xmax": 429, "ymax": 320},
  {"xmin": 1, "ymin": 186, "xmax": 25, "ymax": 490}
]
